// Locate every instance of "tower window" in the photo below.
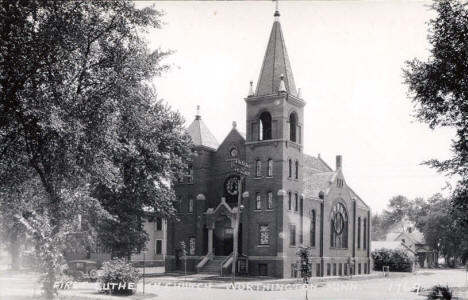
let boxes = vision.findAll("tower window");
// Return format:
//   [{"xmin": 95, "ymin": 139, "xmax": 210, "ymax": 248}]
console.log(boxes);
[
  {"xmin": 267, "ymin": 159, "xmax": 273, "ymax": 177},
  {"xmin": 255, "ymin": 160, "xmax": 261, "ymax": 177},
  {"xmin": 186, "ymin": 164, "xmax": 193, "ymax": 184},
  {"xmin": 188, "ymin": 198, "xmax": 193, "ymax": 213},
  {"xmin": 288, "ymin": 159, "xmax": 292, "ymax": 178},
  {"xmin": 289, "ymin": 112, "xmax": 297, "ymax": 142},
  {"xmin": 259, "ymin": 111, "xmax": 272, "ymax": 140},
  {"xmin": 288, "ymin": 192, "xmax": 292, "ymax": 210},
  {"xmin": 267, "ymin": 191, "xmax": 273, "ymax": 209}
]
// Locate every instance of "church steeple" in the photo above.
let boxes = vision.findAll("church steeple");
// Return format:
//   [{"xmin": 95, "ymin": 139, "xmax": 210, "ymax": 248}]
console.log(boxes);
[{"xmin": 255, "ymin": 4, "xmax": 297, "ymax": 97}]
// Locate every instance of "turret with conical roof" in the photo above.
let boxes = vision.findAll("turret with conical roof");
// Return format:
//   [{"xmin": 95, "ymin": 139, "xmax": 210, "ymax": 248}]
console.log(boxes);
[{"xmin": 186, "ymin": 106, "xmax": 219, "ymax": 150}]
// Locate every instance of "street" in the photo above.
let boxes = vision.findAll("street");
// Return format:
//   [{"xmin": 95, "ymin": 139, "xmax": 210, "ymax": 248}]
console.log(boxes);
[{"xmin": 1, "ymin": 269, "xmax": 467, "ymax": 300}]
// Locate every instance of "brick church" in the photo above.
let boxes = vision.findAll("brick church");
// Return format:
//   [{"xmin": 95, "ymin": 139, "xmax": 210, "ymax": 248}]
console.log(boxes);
[{"xmin": 165, "ymin": 6, "xmax": 371, "ymax": 278}]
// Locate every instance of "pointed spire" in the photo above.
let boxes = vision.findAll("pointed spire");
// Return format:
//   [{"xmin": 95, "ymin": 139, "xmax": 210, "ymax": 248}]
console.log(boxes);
[
  {"xmin": 195, "ymin": 105, "xmax": 201, "ymax": 120},
  {"xmin": 297, "ymin": 88, "xmax": 302, "ymax": 98},
  {"xmin": 274, "ymin": 0, "xmax": 280, "ymax": 20},
  {"xmin": 255, "ymin": 2, "xmax": 297, "ymax": 97},
  {"xmin": 248, "ymin": 81, "xmax": 255, "ymax": 96}
]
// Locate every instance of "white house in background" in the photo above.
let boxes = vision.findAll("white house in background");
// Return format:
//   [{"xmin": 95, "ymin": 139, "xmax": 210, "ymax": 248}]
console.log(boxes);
[
  {"xmin": 131, "ymin": 216, "xmax": 167, "ymax": 262},
  {"xmin": 372, "ymin": 218, "xmax": 437, "ymax": 268}
]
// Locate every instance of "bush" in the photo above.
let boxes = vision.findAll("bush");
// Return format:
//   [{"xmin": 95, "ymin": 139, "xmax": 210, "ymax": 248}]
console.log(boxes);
[
  {"xmin": 99, "ymin": 258, "xmax": 141, "ymax": 295},
  {"xmin": 427, "ymin": 285, "xmax": 452, "ymax": 300},
  {"xmin": 372, "ymin": 248, "xmax": 414, "ymax": 272}
]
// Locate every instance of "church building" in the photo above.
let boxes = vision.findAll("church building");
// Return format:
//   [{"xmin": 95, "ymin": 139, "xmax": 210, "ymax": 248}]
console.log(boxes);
[{"xmin": 165, "ymin": 7, "xmax": 371, "ymax": 278}]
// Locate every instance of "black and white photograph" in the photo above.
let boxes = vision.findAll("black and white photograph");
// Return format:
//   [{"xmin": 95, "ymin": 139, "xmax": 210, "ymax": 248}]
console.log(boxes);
[{"xmin": 1, "ymin": 0, "xmax": 467, "ymax": 299}]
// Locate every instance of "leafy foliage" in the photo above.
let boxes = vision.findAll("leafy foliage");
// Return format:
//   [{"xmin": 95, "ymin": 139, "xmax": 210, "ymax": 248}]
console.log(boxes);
[
  {"xmin": 296, "ymin": 246, "xmax": 312, "ymax": 282},
  {"xmin": 0, "ymin": 1, "xmax": 191, "ymax": 298},
  {"xmin": 403, "ymin": 0, "xmax": 468, "ymax": 226},
  {"xmin": 372, "ymin": 248, "xmax": 414, "ymax": 272},
  {"xmin": 427, "ymin": 285, "xmax": 453, "ymax": 300},
  {"xmin": 99, "ymin": 258, "xmax": 141, "ymax": 295}
]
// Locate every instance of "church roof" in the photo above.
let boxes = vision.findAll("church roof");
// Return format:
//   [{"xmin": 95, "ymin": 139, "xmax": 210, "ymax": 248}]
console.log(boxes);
[
  {"xmin": 186, "ymin": 115, "xmax": 219, "ymax": 150},
  {"xmin": 255, "ymin": 11, "xmax": 297, "ymax": 97},
  {"xmin": 302, "ymin": 154, "xmax": 335, "ymax": 199}
]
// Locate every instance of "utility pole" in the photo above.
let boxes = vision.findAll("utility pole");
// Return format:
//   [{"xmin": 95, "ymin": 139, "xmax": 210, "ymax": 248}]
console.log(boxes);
[{"xmin": 229, "ymin": 159, "xmax": 250, "ymax": 284}]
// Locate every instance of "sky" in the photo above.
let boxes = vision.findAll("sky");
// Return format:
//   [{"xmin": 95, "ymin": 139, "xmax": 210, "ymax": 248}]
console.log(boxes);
[{"xmin": 137, "ymin": 1, "xmax": 456, "ymax": 213}]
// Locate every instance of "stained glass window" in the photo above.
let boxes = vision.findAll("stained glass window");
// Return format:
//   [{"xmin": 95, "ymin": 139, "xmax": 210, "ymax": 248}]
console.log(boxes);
[
  {"xmin": 259, "ymin": 225, "xmax": 270, "ymax": 245},
  {"xmin": 330, "ymin": 202, "xmax": 348, "ymax": 248}
]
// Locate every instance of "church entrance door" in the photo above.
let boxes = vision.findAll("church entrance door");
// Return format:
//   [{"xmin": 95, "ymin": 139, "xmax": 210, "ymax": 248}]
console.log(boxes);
[{"xmin": 214, "ymin": 216, "xmax": 233, "ymax": 256}]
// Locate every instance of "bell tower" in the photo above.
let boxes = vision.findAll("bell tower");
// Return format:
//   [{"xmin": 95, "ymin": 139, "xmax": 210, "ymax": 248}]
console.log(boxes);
[{"xmin": 243, "ymin": 4, "xmax": 306, "ymax": 278}]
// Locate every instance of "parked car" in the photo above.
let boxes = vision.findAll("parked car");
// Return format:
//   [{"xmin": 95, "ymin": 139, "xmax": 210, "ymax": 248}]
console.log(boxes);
[{"xmin": 64, "ymin": 260, "xmax": 102, "ymax": 281}]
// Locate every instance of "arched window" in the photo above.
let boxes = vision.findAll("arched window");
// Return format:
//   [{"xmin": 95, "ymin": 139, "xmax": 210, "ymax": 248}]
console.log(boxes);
[
  {"xmin": 310, "ymin": 210, "xmax": 316, "ymax": 247},
  {"xmin": 255, "ymin": 160, "xmax": 261, "ymax": 177},
  {"xmin": 267, "ymin": 159, "xmax": 273, "ymax": 177},
  {"xmin": 357, "ymin": 217, "xmax": 361, "ymax": 249},
  {"xmin": 330, "ymin": 202, "xmax": 348, "ymax": 248},
  {"xmin": 259, "ymin": 112, "xmax": 272, "ymax": 140},
  {"xmin": 289, "ymin": 112, "xmax": 297, "ymax": 142}
]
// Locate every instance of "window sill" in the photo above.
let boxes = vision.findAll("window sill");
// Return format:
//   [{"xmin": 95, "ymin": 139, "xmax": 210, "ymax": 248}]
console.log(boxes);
[
  {"xmin": 266, "ymin": 209, "xmax": 274, "ymax": 211},
  {"xmin": 257, "ymin": 245, "xmax": 270, "ymax": 248},
  {"xmin": 253, "ymin": 209, "xmax": 262, "ymax": 212}
]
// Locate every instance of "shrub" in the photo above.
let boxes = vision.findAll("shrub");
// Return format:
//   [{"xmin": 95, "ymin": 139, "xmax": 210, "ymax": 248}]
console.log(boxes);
[
  {"xmin": 372, "ymin": 248, "xmax": 414, "ymax": 272},
  {"xmin": 99, "ymin": 258, "xmax": 141, "ymax": 295},
  {"xmin": 427, "ymin": 285, "xmax": 452, "ymax": 300}
]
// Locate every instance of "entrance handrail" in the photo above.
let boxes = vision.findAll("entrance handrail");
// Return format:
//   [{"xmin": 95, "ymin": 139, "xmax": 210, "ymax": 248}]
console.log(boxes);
[
  {"xmin": 220, "ymin": 253, "xmax": 233, "ymax": 276},
  {"xmin": 196, "ymin": 251, "xmax": 213, "ymax": 272}
]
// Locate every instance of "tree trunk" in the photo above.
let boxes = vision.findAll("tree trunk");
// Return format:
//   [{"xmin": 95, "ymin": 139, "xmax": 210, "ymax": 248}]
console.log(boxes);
[
  {"xmin": 9, "ymin": 229, "xmax": 21, "ymax": 271},
  {"xmin": 43, "ymin": 265, "xmax": 58, "ymax": 300}
]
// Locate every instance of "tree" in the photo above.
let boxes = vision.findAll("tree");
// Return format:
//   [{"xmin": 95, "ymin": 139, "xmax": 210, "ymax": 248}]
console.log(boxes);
[
  {"xmin": 0, "ymin": 1, "xmax": 190, "ymax": 298},
  {"xmin": 381, "ymin": 195, "xmax": 412, "ymax": 231},
  {"xmin": 403, "ymin": 0, "xmax": 468, "ymax": 225},
  {"xmin": 416, "ymin": 195, "xmax": 466, "ymax": 266},
  {"xmin": 371, "ymin": 213, "xmax": 387, "ymax": 241},
  {"xmin": 296, "ymin": 246, "xmax": 312, "ymax": 283},
  {"xmin": 93, "ymin": 100, "xmax": 190, "ymax": 259}
]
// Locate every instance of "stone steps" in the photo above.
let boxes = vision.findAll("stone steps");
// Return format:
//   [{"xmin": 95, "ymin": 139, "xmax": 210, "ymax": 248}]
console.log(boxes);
[{"xmin": 198, "ymin": 256, "xmax": 227, "ymax": 274}]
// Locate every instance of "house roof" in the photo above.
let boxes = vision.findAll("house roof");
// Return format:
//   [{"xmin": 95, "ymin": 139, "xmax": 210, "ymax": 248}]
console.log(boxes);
[
  {"xmin": 255, "ymin": 11, "xmax": 297, "ymax": 97},
  {"xmin": 186, "ymin": 115, "xmax": 219, "ymax": 150}
]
